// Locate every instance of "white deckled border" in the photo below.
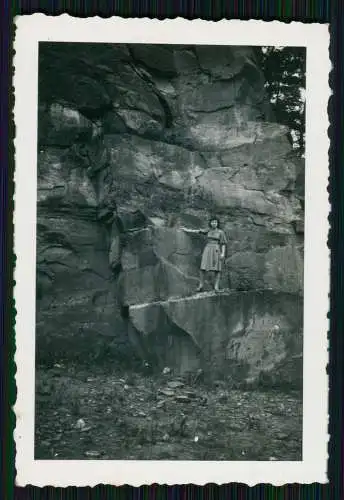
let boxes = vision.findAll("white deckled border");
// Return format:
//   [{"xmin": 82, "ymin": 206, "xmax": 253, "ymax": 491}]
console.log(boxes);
[{"xmin": 13, "ymin": 15, "xmax": 331, "ymax": 486}]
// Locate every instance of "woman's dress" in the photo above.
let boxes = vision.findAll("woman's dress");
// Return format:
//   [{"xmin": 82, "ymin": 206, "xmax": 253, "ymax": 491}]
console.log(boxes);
[{"xmin": 200, "ymin": 229, "xmax": 227, "ymax": 272}]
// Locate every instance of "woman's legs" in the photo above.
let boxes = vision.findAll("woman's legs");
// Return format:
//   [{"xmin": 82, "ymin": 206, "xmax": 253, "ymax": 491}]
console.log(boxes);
[
  {"xmin": 197, "ymin": 271, "xmax": 221, "ymax": 291},
  {"xmin": 214, "ymin": 271, "xmax": 221, "ymax": 291},
  {"xmin": 197, "ymin": 270, "xmax": 205, "ymax": 291}
]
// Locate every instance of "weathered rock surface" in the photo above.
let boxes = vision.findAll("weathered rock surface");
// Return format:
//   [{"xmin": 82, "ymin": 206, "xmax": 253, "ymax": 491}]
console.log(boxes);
[
  {"xmin": 36, "ymin": 43, "xmax": 304, "ymax": 385},
  {"xmin": 128, "ymin": 290, "xmax": 302, "ymax": 385}
]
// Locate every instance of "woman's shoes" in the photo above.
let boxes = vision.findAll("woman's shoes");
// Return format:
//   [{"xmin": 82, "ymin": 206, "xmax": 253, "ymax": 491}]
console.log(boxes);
[
  {"xmin": 196, "ymin": 286, "xmax": 222, "ymax": 293},
  {"xmin": 196, "ymin": 285, "xmax": 222, "ymax": 293}
]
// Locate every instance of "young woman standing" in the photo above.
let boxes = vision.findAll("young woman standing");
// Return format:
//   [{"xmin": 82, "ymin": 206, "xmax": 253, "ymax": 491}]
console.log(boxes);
[{"xmin": 181, "ymin": 217, "xmax": 227, "ymax": 292}]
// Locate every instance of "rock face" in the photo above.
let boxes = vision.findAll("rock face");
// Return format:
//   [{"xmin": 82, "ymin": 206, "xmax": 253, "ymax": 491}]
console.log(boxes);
[
  {"xmin": 36, "ymin": 43, "xmax": 304, "ymax": 386},
  {"xmin": 128, "ymin": 290, "xmax": 303, "ymax": 386}
]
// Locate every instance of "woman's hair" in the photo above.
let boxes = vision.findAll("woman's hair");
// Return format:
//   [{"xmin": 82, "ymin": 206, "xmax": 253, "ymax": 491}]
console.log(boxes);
[{"xmin": 208, "ymin": 216, "xmax": 220, "ymax": 228}]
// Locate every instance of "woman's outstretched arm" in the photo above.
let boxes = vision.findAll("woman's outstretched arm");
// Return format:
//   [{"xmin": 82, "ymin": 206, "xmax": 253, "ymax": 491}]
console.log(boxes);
[{"xmin": 180, "ymin": 226, "xmax": 207, "ymax": 235}]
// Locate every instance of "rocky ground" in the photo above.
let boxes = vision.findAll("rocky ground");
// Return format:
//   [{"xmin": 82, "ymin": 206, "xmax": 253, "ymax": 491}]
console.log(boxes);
[{"xmin": 35, "ymin": 362, "xmax": 302, "ymax": 461}]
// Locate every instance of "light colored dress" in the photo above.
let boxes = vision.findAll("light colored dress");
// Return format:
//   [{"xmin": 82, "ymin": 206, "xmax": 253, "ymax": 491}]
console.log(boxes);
[{"xmin": 200, "ymin": 229, "xmax": 227, "ymax": 272}]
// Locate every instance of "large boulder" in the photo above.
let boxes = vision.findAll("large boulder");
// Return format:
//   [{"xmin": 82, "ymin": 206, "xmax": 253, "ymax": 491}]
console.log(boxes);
[{"xmin": 128, "ymin": 290, "xmax": 303, "ymax": 386}]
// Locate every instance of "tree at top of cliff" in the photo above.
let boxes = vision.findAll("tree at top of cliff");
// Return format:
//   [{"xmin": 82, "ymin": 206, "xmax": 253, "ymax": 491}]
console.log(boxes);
[{"xmin": 257, "ymin": 46, "xmax": 306, "ymax": 156}]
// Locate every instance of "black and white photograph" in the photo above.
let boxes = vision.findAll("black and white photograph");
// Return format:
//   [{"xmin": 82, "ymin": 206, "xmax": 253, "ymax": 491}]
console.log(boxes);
[{"xmin": 14, "ymin": 16, "xmax": 330, "ymax": 486}]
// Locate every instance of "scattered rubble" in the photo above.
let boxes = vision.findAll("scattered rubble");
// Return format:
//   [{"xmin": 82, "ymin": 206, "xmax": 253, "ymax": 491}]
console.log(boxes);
[
  {"xmin": 175, "ymin": 395, "xmax": 191, "ymax": 403},
  {"xmin": 167, "ymin": 381, "xmax": 185, "ymax": 389},
  {"xmin": 75, "ymin": 418, "xmax": 86, "ymax": 430},
  {"xmin": 158, "ymin": 389, "xmax": 175, "ymax": 397},
  {"xmin": 35, "ymin": 365, "xmax": 302, "ymax": 461}
]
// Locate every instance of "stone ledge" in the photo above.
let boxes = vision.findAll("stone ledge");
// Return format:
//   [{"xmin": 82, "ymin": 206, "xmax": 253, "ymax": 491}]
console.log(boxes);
[{"xmin": 128, "ymin": 288, "xmax": 301, "ymax": 310}]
